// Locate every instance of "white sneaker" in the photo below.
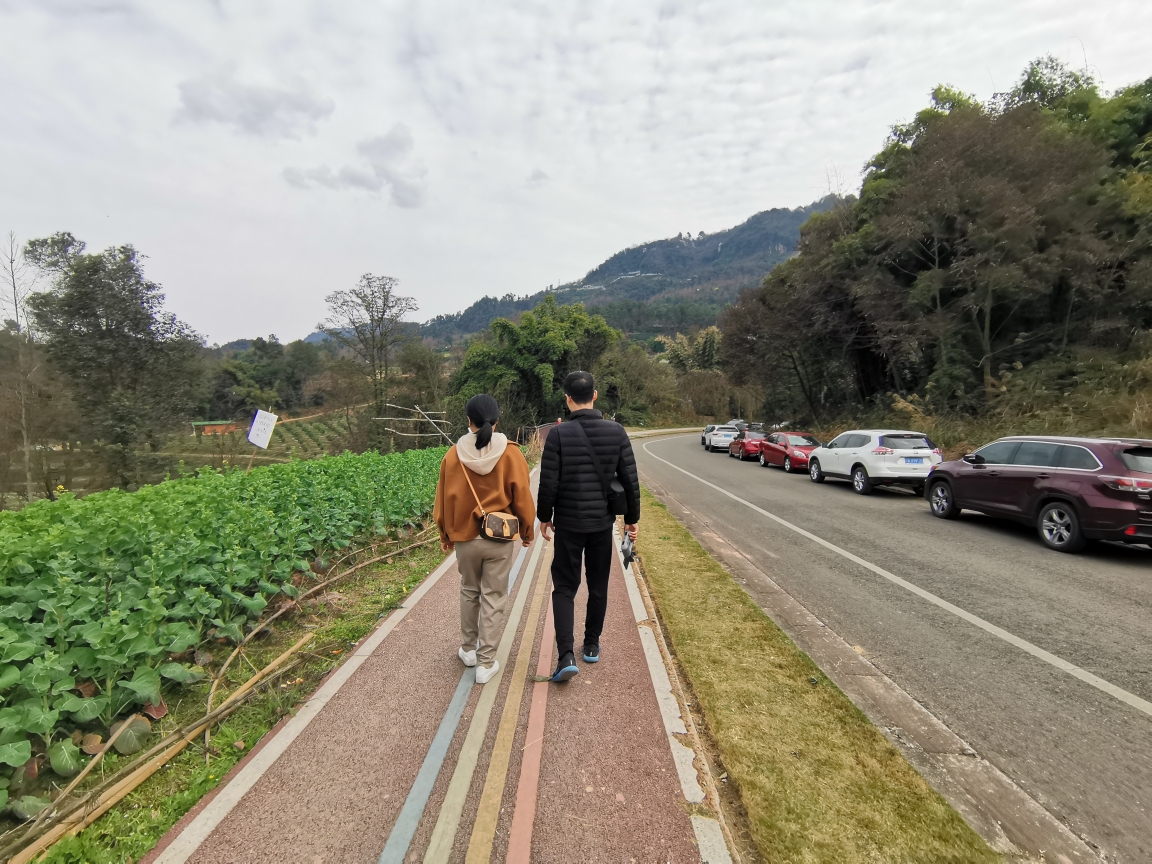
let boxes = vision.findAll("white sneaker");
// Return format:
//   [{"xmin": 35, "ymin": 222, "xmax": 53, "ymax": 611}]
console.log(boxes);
[
  {"xmin": 475, "ymin": 660, "xmax": 500, "ymax": 684},
  {"xmin": 458, "ymin": 647, "xmax": 477, "ymax": 667}
]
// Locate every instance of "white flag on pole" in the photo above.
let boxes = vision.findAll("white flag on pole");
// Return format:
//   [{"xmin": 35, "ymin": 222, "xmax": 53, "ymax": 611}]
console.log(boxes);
[{"xmin": 248, "ymin": 410, "xmax": 278, "ymax": 449}]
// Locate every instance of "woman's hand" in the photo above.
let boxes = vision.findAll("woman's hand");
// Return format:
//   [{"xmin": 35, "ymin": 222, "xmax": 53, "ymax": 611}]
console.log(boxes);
[
  {"xmin": 440, "ymin": 539, "xmax": 454, "ymax": 553},
  {"xmin": 521, "ymin": 538, "xmax": 531, "ymax": 547}
]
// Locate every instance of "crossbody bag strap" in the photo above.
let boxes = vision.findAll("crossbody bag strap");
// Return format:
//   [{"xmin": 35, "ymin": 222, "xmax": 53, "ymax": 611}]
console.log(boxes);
[
  {"xmin": 569, "ymin": 419, "xmax": 615, "ymax": 502},
  {"xmin": 459, "ymin": 459, "xmax": 487, "ymax": 517}
]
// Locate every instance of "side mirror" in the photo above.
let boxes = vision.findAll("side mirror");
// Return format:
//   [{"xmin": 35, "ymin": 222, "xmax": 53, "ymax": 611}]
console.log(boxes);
[{"xmin": 962, "ymin": 453, "xmax": 983, "ymax": 464}]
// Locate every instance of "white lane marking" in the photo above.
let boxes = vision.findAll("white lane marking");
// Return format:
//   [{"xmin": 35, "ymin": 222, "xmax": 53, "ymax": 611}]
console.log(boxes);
[
  {"xmin": 642, "ymin": 437, "xmax": 1152, "ymax": 720},
  {"xmin": 155, "ymin": 551, "xmax": 461, "ymax": 864}
]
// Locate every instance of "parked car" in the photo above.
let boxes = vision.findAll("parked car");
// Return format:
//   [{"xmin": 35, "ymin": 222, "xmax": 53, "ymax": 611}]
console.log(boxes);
[
  {"xmin": 704, "ymin": 425, "xmax": 738, "ymax": 452},
  {"xmin": 808, "ymin": 429, "xmax": 942, "ymax": 494},
  {"xmin": 760, "ymin": 432, "xmax": 822, "ymax": 472},
  {"xmin": 925, "ymin": 436, "xmax": 1152, "ymax": 552},
  {"xmin": 728, "ymin": 428, "xmax": 768, "ymax": 460},
  {"xmin": 701, "ymin": 424, "xmax": 716, "ymax": 446}
]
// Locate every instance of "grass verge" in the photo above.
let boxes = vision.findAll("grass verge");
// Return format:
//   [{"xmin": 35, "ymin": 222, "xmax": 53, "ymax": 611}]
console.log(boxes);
[
  {"xmin": 34, "ymin": 542, "xmax": 446, "ymax": 864},
  {"xmin": 636, "ymin": 488, "xmax": 999, "ymax": 864}
]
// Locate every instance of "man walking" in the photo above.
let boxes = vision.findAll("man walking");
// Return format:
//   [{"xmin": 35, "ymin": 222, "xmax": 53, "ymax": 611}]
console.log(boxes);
[{"xmin": 537, "ymin": 370, "xmax": 640, "ymax": 682}]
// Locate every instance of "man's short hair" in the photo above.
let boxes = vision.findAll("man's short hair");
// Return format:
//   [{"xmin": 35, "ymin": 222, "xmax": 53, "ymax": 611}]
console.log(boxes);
[{"xmin": 563, "ymin": 370, "xmax": 595, "ymax": 404}]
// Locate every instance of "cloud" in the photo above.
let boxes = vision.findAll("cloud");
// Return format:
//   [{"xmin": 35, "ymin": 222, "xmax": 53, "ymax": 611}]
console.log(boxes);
[
  {"xmin": 525, "ymin": 168, "xmax": 550, "ymax": 188},
  {"xmin": 176, "ymin": 70, "xmax": 335, "ymax": 138},
  {"xmin": 284, "ymin": 124, "xmax": 427, "ymax": 208}
]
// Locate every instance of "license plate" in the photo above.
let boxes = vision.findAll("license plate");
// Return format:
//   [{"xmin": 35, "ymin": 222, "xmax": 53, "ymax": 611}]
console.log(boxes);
[{"xmin": 904, "ymin": 457, "xmax": 923, "ymax": 465}]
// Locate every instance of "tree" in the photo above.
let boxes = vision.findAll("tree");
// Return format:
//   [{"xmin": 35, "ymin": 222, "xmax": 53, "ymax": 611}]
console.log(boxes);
[
  {"xmin": 593, "ymin": 341, "xmax": 679, "ymax": 424},
  {"xmin": 319, "ymin": 274, "xmax": 417, "ymax": 448},
  {"xmin": 26, "ymin": 234, "xmax": 203, "ymax": 488},
  {"xmin": 450, "ymin": 296, "xmax": 617, "ymax": 429},
  {"xmin": 0, "ymin": 232, "xmax": 36, "ymax": 501},
  {"xmin": 719, "ymin": 58, "xmax": 1151, "ymax": 422}
]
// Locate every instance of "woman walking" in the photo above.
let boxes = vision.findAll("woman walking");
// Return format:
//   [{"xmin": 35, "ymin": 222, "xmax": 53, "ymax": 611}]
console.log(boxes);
[{"xmin": 433, "ymin": 394, "xmax": 535, "ymax": 683}]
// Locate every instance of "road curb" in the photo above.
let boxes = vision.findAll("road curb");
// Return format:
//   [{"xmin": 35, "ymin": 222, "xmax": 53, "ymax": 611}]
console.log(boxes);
[{"xmin": 615, "ymin": 524, "xmax": 737, "ymax": 864}]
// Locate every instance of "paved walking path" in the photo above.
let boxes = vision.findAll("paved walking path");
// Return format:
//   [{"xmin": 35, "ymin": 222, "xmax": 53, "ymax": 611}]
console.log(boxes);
[{"xmin": 143, "ymin": 512, "xmax": 732, "ymax": 863}]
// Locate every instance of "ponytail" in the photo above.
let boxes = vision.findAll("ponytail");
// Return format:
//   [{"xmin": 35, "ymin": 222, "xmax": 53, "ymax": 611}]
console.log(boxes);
[{"xmin": 465, "ymin": 394, "xmax": 500, "ymax": 449}]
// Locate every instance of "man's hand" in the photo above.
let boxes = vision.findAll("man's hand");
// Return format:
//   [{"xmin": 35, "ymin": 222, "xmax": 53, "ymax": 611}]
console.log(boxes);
[
  {"xmin": 625, "ymin": 523, "xmax": 638, "ymax": 542},
  {"xmin": 440, "ymin": 539, "xmax": 454, "ymax": 553},
  {"xmin": 540, "ymin": 521, "xmax": 553, "ymax": 541}
]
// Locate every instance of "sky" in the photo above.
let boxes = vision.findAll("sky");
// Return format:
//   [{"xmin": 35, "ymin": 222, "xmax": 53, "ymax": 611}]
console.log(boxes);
[{"xmin": 0, "ymin": 1, "xmax": 1148, "ymax": 345}]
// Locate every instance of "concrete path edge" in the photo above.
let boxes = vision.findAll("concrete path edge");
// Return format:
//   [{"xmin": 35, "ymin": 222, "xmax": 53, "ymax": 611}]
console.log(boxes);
[{"xmin": 614, "ymin": 524, "xmax": 735, "ymax": 864}]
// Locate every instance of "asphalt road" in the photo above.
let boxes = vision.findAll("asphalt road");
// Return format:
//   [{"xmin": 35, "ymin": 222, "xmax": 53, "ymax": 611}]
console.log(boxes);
[{"xmin": 637, "ymin": 434, "xmax": 1152, "ymax": 863}]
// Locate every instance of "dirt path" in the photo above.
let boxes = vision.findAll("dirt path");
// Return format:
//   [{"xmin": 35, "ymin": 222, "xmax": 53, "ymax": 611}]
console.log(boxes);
[{"xmin": 142, "ymin": 524, "xmax": 731, "ymax": 863}]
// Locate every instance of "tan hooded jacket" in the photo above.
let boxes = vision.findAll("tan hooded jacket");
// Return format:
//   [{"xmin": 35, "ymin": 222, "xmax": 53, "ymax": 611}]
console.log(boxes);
[{"xmin": 433, "ymin": 431, "xmax": 536, "ymax": 544}]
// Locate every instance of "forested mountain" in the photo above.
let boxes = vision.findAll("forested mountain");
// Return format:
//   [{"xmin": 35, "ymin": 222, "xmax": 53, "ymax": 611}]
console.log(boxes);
[{"xmin": 422, "ymin": 196, "xmax": 836, "ymax": 343}]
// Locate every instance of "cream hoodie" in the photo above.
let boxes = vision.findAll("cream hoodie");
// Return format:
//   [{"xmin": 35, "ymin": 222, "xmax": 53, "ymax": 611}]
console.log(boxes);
[{"xmin": 455, "ymin": 431, "xmax": 509, "ymax": 476}]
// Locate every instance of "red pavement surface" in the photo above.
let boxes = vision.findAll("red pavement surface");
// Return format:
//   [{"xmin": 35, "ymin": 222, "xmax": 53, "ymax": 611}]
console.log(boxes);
[
  {"xmin": 530, "ymin": 549, "xmax": 699, "ymax": 862},
  {"xmin": 145, "ymin": 534, "xmax": 705, "ymax": 863}
]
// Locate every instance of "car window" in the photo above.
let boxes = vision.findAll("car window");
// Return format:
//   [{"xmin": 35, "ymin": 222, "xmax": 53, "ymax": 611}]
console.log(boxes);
[
  {"xmin": 1059, "ymin": 445, "xmax": 1101, "ymax": 470},
  {"xmin": 846, "ymin": 434, "xmax": 871, "ymax": 448},
  {"xmin": 1119, "ymin": 447, "xmax": 1152, "ymax": 473},
  {"xmin": 828, "ymin": 435, "xmax": 849, "ymax": 448},
  {"xmin": 974, "ymin": 441, "xmax": 1020, "ymax": 464},
  {"xmin": 1012, "ymin": 441, "xmax": 1062, "ymax": 467},
  {"xmin": 879, "ymin": 435, "xmax": 932, "ymax": 450},
  {"xmin": 787, "ymin": 434, "xmax": 820, "ymax": 447}
]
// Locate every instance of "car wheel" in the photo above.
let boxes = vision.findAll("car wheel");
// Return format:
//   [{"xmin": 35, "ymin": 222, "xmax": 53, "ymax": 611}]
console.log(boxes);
[
  {"xmin": 852, "ymin": 465, "xmax": 873, "ymax": 495},
  {"xmin": 728, "ymin": 448, "xmax": 735, "ymax": 458},
  {"xmin": 783, "ymin": 456, "xmax": 793, "ymax": 473},
  {"xmin": 1038, "ymin": 502, "xmax": 1085, "ymax": 552},
  {"xmin": 809, "ymin": 459, "xmax": 825, "ymax": 483},
  {"xmin": 759, "ymin": 452, "xmax": 768, "ymax": 467},
  {"xmin": 928, "ymin": 481, "xmax": 959, "ymax": 519}
]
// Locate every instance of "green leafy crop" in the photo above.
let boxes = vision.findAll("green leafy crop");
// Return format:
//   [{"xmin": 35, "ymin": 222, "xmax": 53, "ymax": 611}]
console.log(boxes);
[{"xmin": 0, "ymin": 447, "xmax": 445, "ymax": 803}]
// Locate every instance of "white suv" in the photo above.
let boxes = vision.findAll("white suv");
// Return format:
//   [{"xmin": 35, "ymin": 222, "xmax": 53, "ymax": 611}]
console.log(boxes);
[
  {"xmin": 807, "ymin": 429, "xmax": 942, "ymax": 494},
  {"xmin": 704, "ymin": 425, "xmax": 738, "ymax": 452}
]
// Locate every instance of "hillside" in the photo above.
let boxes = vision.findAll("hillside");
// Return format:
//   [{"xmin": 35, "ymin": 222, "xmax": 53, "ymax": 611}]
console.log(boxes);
[{"xmin": 423, "ymin": 195, "xmax": 837, "ymax": 342}]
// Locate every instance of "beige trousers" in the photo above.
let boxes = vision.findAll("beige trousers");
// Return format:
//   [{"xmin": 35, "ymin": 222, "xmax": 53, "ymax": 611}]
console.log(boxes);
[{"xmin": 455, "ymin": 536, "xmax": 518, "ymax": 666}]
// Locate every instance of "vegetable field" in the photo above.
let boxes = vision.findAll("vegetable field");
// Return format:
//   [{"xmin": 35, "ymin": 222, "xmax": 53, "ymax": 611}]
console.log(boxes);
[{"xmin": 0, "ymin": 447, "xmax": 445, "ymax": 818}]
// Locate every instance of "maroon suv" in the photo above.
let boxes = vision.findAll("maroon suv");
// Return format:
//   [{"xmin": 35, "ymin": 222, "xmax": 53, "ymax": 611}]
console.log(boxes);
[{"xmin": 924, "ymin": 436, "xmax": 1152, "ymax": 552}]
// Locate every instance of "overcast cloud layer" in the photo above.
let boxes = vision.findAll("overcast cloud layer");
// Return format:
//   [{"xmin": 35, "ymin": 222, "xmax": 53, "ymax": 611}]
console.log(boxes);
[{"xmin": 0, "ymin": 1, "xmax": 1148, "ymax": 344}]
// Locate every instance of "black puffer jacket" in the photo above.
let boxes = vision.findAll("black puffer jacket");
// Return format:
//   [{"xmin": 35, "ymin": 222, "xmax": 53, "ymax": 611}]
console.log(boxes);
[{"xmin": 537, "ymin": 410, "xmax": 640, "ymax": 532}]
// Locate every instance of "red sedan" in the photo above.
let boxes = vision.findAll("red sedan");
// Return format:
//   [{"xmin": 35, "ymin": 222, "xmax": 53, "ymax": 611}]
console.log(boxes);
[
  {"xmin": 728, "ymin": 428, "xmax": 767, "ymax": 460},
  {"xmin": 760, "ymin": 432, "xmax": 822, "ymax": 473}
]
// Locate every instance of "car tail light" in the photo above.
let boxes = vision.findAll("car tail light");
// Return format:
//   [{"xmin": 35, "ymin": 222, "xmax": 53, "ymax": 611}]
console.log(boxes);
[
  {"xmin": 872, "ymin": 447, "xmax": 894, "ymax": 455},
  {"xmin": 1125, "ymin": 525, "xmax": 1138, "ymax": 536},
  {"xmin": 932, "ymin": 448, "xmax": 942, "ymax": 455},
  {"xmin": 1101, "ymin": 475, "xmax": 1152, "ymax": 492}
]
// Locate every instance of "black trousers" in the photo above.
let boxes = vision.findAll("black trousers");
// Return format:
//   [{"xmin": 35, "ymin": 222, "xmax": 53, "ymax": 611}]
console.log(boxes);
[{"xmin": 551, "ymin": 527, "xmax": 614, "ymax": 659}]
